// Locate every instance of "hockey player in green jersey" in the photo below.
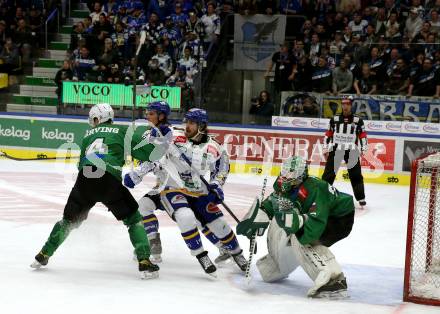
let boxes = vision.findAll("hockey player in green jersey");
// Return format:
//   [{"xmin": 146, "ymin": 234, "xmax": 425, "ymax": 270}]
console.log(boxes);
[
  {"xmin": 237, "ymin": 156, "xmax": 355, "ymax": 298},
  {"xmin": 31, "ymin": 103, "xmax": 169, "ymax": 279}
]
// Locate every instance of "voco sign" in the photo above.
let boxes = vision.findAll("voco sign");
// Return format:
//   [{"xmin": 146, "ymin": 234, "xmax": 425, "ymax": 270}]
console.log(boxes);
[
  {"xmin": 139, "ymin": 88, "xmax": 170, "ymax": 99},
  {"xmin": 73, "ymin": 84, "xmax": 111, "ymax": 96}
]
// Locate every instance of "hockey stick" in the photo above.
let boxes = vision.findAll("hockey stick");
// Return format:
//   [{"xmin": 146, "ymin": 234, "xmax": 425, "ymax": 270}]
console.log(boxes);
[
  {"xmin": 176, "ymin": 150, "xmax": 240, "ymax": 223},
  {"xmin": 0, "ymin": 151, "xmax": 80, "ymax": 161},
  {"xmin": 245, "ymin": 176, "xmax": 267, "ymax": 284},
  {"xmin": 146, "ymin": 122, "xmax": 240, "ymax": 223}
]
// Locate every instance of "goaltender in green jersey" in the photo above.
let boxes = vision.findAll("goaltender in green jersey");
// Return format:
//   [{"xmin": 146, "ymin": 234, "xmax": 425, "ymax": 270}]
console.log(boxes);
[
  {"xmin": 237, "ymin": 156, "xmax": 355, "ymax": 299},
  {"xmin": 31, "ymin": 103, "xmax": 169, "ymax": 279}
]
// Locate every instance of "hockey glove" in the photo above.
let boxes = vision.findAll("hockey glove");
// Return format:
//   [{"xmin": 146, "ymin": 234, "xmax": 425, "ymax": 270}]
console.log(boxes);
[
  {"xmin": 150, "ymin": 125, "xmax": 171, "ymax": 137},
  {"xmin": 236, "ymin": 198, "xmax": 270, "ymax": 239},
  {"xmin": 208, "ymin": 182, "xmax": 224, "ymax": 203},
  {"xmin": 274, "ymin": 210, "xmax": 304, "ymax": 235},
  {"xmin": 123, "ymin": 172, "xmax": 141, "ymax": 189}
]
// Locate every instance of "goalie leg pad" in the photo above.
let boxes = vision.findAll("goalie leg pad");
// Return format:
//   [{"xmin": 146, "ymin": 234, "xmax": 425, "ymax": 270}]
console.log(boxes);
[
  {"xmin": 289, "ymin": 237, "xmax": 344, "ymax": 297},
  {"xmin": 257, "ymin": 221, "xmax": 300, "ymax": 282},
  {"xmin": 257, "ymin": 254, "xmax": 290, "ymax": 282}
]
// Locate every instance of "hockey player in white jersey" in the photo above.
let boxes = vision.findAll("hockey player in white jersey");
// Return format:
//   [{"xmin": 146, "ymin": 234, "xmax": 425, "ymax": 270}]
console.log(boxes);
[
  {"xmin": 159, "ymin": 108, "xmax": 247, "ymax": 276},
  {"xmin": 124, "ymin": 107, "xmax": 244, "ymax": 274}
]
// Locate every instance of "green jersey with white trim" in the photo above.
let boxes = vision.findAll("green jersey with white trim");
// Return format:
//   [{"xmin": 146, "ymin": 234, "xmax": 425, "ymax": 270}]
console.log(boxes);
[
  {"xmin": 261, "ymin": 176, "xmax": 354, "ymax": 245},
  {"xmin": 78, "ymin": 123, "xmax": 161, "ymax": 180}
]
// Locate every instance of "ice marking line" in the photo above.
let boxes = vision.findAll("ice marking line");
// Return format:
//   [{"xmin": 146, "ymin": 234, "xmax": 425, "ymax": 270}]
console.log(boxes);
[
  {"xmin": 0, "ymin": 180, "xmax": 110, "ymax": 218},
  {"xmin": 0, "ymin": 179, "xmax": 66, "ymax": 204},
  {"xmin": 391, "ymin": 303, "xmax": 407, "ymax": 314}
]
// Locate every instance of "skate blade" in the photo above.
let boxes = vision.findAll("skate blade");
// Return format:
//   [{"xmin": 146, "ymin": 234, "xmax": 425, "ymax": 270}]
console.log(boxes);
[
  {"xmin": 30, "ymin": 261, "xmax": 43, "ymax": 269},
  {"xmin": 150, "ymin": 255, "xmax": 162, "ymax": 264},
  {"xmin": 311, "ymin": 290, "xmax": 349, "ymax": 300},
  {"xmin": 214, "ymin": 256, "xmax": 232, "ymax": 265},
  {"xmin": 140, "ymin": 271, "xmax": 159, "ymax": 280},
  {"xmin": 206, "ymin": 271, "xmax": 218, "ymax": 279}
]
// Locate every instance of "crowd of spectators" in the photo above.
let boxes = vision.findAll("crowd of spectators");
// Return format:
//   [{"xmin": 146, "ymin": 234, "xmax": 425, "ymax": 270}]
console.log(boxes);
[
  {"xmin": 58, "ymin": 0, "xmax": 223, "ymax": 110},
  {"xmin": 267, "ymin": 0, "xmax": 440, "ymax": 100},
  {"xmin": 0, "ymin": 0, "xmax": 53, "ymax": 74}
]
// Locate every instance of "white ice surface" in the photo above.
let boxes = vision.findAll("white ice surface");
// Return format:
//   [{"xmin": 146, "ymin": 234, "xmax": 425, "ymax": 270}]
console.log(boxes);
[{"xmin": 0, "ymin": 160, "xmax": 439, "ymax": 314}]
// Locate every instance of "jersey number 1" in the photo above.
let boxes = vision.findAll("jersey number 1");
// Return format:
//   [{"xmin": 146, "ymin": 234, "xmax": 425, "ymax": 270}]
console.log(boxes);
[{"xmin": 86, "ymin": 138, "xmax": 108, "ymax": 155}]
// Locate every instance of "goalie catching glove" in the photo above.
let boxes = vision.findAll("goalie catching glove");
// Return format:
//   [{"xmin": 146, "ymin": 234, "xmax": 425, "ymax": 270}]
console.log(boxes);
[{"xmin": 236, "ymin": 198, "xmax": 270, "ymax": 239}]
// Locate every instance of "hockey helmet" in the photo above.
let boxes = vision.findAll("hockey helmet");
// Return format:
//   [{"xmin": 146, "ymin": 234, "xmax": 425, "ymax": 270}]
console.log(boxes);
[
  {"xmin": 279, "ymin": 156, "xmax": 308, "ymax": 190},
  {"xmin": 184, "ymin": 108, "xmax": 208, "ymax": 124},
  {"xmin": 147, "ymin": 101, "xmax": 171, "ymax": 117},
  {"xmin": 88, "ymin": 103, "xmax": 114, "ymax": 127}
]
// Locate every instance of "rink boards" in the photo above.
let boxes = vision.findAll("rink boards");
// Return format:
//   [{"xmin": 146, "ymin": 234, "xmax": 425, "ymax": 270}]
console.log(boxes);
[{"xmin": 2, "ymin": 113, "xmax": 440, "ymax": 186}]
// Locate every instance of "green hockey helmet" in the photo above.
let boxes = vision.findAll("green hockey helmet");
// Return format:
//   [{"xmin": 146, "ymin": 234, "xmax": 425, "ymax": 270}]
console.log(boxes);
[{"xmin": 278, "ymin": 156, "xmax": 308, "ymax": 191}]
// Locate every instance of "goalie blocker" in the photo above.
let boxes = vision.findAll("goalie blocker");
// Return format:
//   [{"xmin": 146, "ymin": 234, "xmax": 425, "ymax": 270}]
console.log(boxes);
[{"xmin": 237, "ymin": 156, "xmax": 354, "ymax": 299}]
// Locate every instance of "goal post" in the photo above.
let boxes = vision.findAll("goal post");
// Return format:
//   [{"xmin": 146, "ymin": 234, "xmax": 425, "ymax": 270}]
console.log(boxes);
[{"xmin": 404, "ymin": 152, "xmax": 440, "ymax": 306}]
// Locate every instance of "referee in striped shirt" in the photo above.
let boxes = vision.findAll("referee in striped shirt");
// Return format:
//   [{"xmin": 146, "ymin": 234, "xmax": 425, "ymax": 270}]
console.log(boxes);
[{"xmin": 322, "ymin": 96, "xmax": 368, "ymax": 207}]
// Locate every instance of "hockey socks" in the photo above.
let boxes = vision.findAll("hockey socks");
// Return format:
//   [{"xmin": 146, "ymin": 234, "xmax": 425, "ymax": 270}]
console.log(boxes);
[
  {"xmin": 40, "ymin": 218, "xmax": 74, "ymax": 257},
  {"xmin": 219, "ymin": 230, "xmax": 241, "ymax": 254},
  {"xmin": 142, "ymin": 214, "xmax": 159, "ymax": 237},
  {"xmin": 202, "ymin": 226, "xmax": 220, "ymax": 246},
  {"xmin": 181, "ymin": 228, "xmax": 203, "ymax": 254},
  {"xmin": 124, "ymin": 211, "xmax": 150, "ymax": 261}
]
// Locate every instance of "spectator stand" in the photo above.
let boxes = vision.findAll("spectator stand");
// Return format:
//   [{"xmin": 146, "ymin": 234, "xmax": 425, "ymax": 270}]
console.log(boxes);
[
  {"xmin": 5, "ymin": 1, "xmax": 227, "ymax": 118},
  {"xmin": 279, "ymin": 91, "xmax": 440, "ymax": 123}
]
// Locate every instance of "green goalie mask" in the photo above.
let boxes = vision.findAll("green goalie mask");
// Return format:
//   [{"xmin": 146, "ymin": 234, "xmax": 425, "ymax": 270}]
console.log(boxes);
[{"xmin": 278, "ymin": 156, "xmax": 308, "ymax": 192}]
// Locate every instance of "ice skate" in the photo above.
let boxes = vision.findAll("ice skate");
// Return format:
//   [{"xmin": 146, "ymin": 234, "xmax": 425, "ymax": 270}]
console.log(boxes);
[
  {"xmin": 310, "ymin": 273, "xmax": 348, "ymax": 300},
  {"xmin": 232, "ymin": 250, "xmax": 248, "ymax": 272},
  {"xmin": 30, "ymin": 252, "xmax": 49, "ymax": 269},
  {"xmin": 149, "ymin": 233, "xmax": 162, "ymax": 263},
  {"xmin": 139, "ymin": 259, "xmax": 159, "ymax": 280},
  {"xmin": 196, "ymin": 251, "xmax": 217, "ymax": 277},
  {"xmin": 358, "ymin": 199, "xmax": 366, "ymax": 209},
  {"xmin": 214, "ymin": 247, "xmax": 231, "ymax": 264}
]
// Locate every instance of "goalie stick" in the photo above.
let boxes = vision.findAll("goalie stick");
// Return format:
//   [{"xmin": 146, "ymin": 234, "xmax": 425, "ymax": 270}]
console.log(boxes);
[{"xmin": 245, "ymin": 176, "xmax": 267, "ymax": 284}]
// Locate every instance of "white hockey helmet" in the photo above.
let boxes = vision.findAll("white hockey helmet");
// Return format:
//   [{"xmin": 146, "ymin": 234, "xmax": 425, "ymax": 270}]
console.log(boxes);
[{"xmin": 88, "ymin": 103, "xmax": 114, "ymax": 127}]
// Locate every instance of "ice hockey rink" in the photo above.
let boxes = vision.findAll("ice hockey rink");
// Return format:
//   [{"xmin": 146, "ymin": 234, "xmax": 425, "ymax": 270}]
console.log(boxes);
[{"xmin": 0, "ymin": 159, "xmax": 439, "ymax": 314}]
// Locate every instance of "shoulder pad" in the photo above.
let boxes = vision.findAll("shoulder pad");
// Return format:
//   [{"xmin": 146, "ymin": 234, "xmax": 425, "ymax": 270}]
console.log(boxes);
[
  {"xmin": 174, "ymin": 135, "xmax": 187, "ymax": 144},
  {"xmin": 207, "ymin": 136, "xmax": 223, "ymax": 146},
  {"xmin": 206, "ymin": 143, "xmax": 220, "ymax": 158}
]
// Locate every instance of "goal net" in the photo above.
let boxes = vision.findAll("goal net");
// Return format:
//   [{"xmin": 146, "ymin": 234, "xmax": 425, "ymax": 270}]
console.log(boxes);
[{"xmin": 404, "ymin": 152, "xmax": 440, "ymax": 306}]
